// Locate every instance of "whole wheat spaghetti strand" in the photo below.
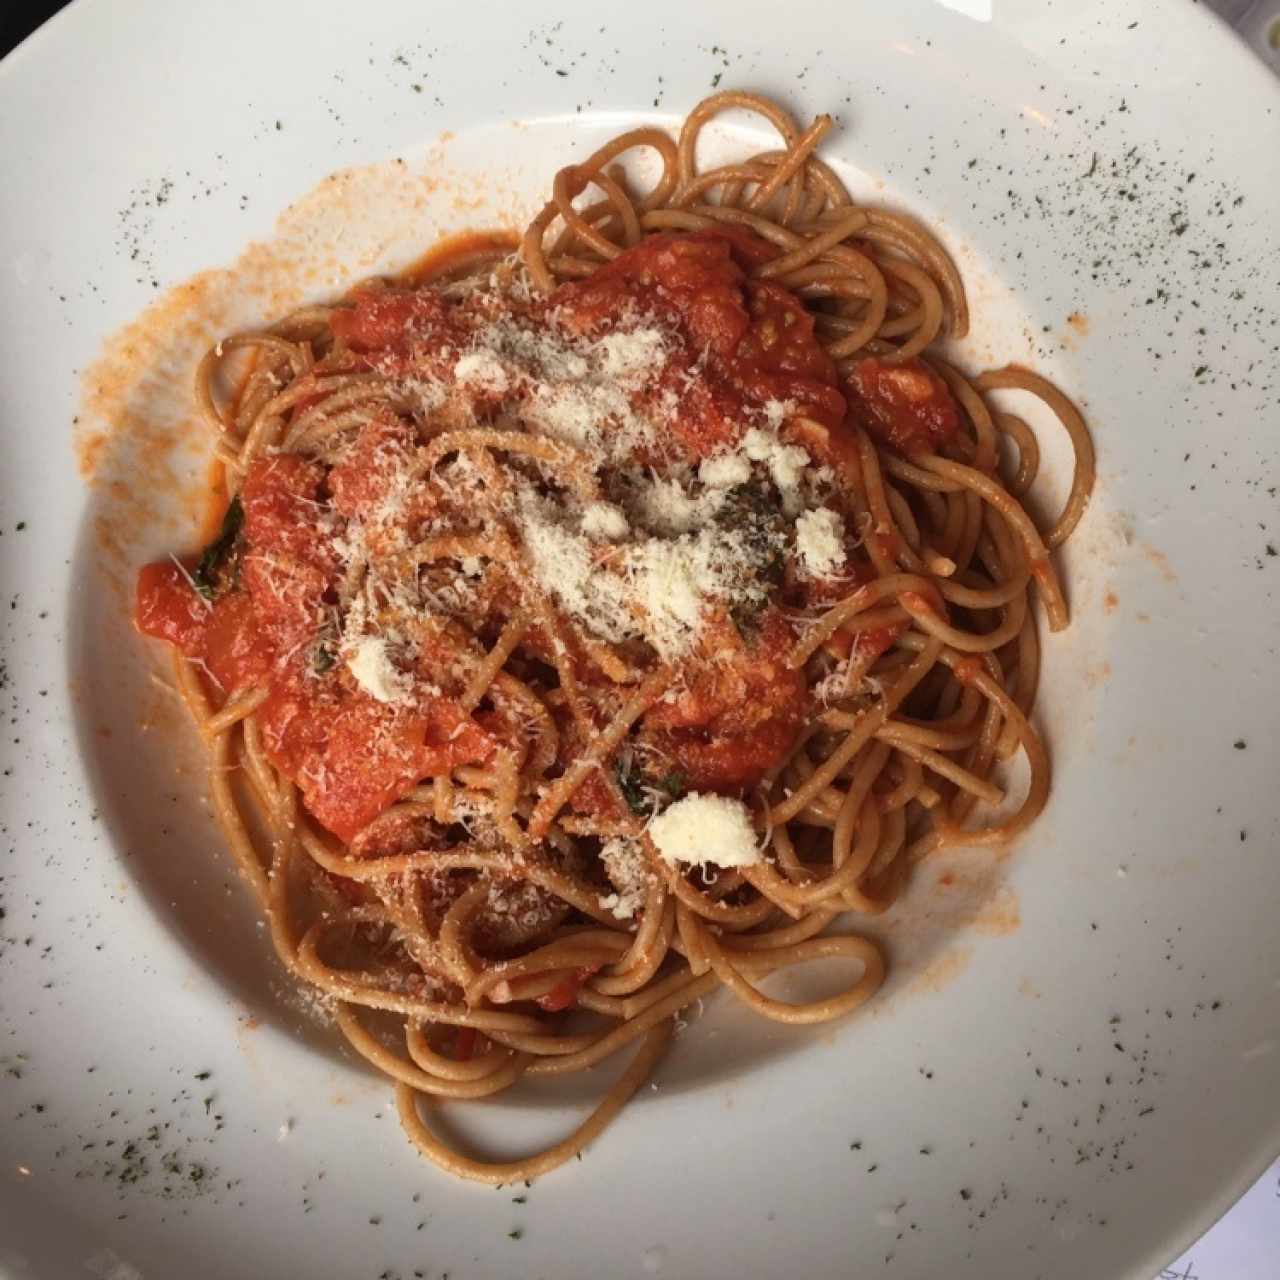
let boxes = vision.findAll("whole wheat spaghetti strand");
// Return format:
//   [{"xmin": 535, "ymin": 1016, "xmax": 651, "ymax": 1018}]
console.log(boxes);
[
  {"xmin": 975, "ymin": 365, "xmax": 1095, "ymax": 547},
  {"xmin": 129, "ymin": 91, "xmax": 1092, "ymax": 1187},
  {"xmin": 396, "ymin": 1020, "xmax": 673, "ymax": 1185},
  {"xmin": 918, "ymin": 454, "xmax": 1069, "ymax": 630},
  {"xmin": 337, "ymin": 1004, "xmax": 531, "ymax": 1098},
  {"xmin": 528, "ymin": 668, "xmax": 673, "ymax": 837}
]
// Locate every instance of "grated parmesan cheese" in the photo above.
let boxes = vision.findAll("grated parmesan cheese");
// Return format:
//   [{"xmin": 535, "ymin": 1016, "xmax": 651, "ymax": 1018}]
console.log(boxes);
[
  {"xmin": 649, "ymin": 793, "xmax": 762, "ymax": 869},
  {"xmin": 794, "ymin": 507, "xmax": 847, "ymax": 578},
  {"xmin": 698, "ymin": 451, "xmax": 752, "ymax": 490},
  {"xmin": 625, "ymin": 529, "xmax": 753, "ymax": 661},
  {"xmin": 312, "ymin": 270, "xmax": 841, "ymax": 686},
  {"xmin": 761, "ymin": 398, "xmax": 796, "ymax": 430},
  {"xmin": 346, "ymin": 636, "xmax": 412, "ymax": 704},
  {"xmin": 519, "ymin": 496, "xmax": 634, "ymax": 644},
  {"xmin": 742, "ymin": 428, "xmax": 811, "ymax": 515},
  {"xmin": 581, "ymin": 501, "xmax": 631, "ymax": 542},
  {"xmin": 518, "ymin": 478, "xmax": 765, "ymax": 662},
  {"xmin": 402, "ymin": 375, "xmax": 449, "ymax": 414},
  {"xmin": 453, "ymin": 350, "xmax": 510, "ymax": 395},
  {"xmin": 598, "ymin": 328, "xmax": 668, "ymax": 381},
  {"xmin": 599, "ymin": 836, "xmax": 653, "ymax": 921},
  {"xmin": 450, "ymin": 313, "xmax": 675, "ymax": 465},
  {"xmin": 630, "ymin": 472, "xmax": 709, "ymax": 535}
]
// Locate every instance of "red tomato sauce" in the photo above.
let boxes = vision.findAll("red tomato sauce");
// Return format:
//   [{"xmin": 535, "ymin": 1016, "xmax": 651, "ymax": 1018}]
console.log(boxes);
[
  {"xmin": 136, "ymin": 450, "xmax": 496, "ymax": 844},
  {"xmin": 824, "ymin": 622, "xmax": 905, "ymax": 665},
  {"xmin": 136, "ymin": 231, "xmax": 862, "ymax": 837},
  {"xmin": 536, "ymin": 965, "xmax": 601, "ymax": 1013},
  {"xmin": 328, "ymin": 288, "xmax": 460, "ymax": 359},
  {"xmin": 846, "ymin": 356, "xmax": 961, "ymax": 455},
  {"xmin": 255, "ymin": 658, "xmax": 494, "ymax": 841},
  {"xmin": 554, "ymin": 231, "xmax": 847, "ymax": 455},
  {"xmin": 136, "ymin": 563, "xmax": 274, "ymax": 694},
  {"xmin": 639, "ymin": 611, "xmax": 807, "ymax": 793}
]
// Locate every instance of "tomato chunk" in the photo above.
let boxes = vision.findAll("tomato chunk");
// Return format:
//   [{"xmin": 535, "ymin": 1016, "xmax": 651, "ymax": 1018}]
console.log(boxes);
[
  {"xmin": 257, "ymin": 662, "xmax": 496, "ymax": 844},
  {"xmin": 640, "ymin": 612, "xmax": 807, "ymax": 793},
  {"xmin": 553, "ymin": 230, "xmax": 846, "ymax": 451},
  {"xmin": 136, "ymin": 565, "xmax": 273, "ymax": 696},
  {"xmin": 329, "ymin": 289, "xmax": 454, "ymax": 352},
  {"xmin": 536, "ymin": 966, "xmax": 601, "ymax": 1013},
  {"xmin": 136, "ymin": 562, "xmax": 208, "ymax": 654},
  {"xmin": 846, "ymin": 356, "xmax": 961, "ymax": 454}
]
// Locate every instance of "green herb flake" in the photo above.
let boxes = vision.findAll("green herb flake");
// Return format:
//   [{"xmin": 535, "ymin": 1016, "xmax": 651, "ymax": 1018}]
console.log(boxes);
[
  {"xmin": 656, "ymin": 770, "xmax": 686, "ymax": 802},
  {"xmin": 615, "ymin": 758, "xmax": 650, "ymax": 815},
  {"xmin": 715, "ymin": 482, "xmax": 786, "ymax": 632},
  {"xmin": 192, "ymin": 497, "xmax": 244, "ymax": 601}
]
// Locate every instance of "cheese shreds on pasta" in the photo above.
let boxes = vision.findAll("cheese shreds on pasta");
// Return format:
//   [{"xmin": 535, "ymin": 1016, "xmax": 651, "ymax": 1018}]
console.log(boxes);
[
  {"xmin": 795, "ymin": 508, "xmax": 847, "ymax": 579},
  {"xmin": 132, "ymin": 89, "xmax": 1094, "ymax": 1190}
]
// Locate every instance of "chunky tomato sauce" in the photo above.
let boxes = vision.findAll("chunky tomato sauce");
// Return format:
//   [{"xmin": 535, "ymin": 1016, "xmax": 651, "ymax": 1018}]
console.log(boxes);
[
  {"xmin": 639, "ymin": 611, "xmax": 806, "ymax": 793},
  {"xmin": 138, "ymin": 230, "xmax": 957, "ymax": 843},
  {"xmin": 332, "ymin": 229, "xmax": 848, "ymax": 461},
  {"xmin": 136, "ymin": 443, "xmax": 496, "ymax": 842},
  {"xmin": 556, "ymin": 231, "xmax": 847, "ymax": 453},
  {"xmin": 846, "ymin": 356, "xmax": 960, "ymax": 455}
]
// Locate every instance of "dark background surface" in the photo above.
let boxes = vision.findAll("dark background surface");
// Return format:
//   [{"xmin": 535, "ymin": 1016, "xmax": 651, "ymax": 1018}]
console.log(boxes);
[{"xmin": 3, "ymin": 0, "xmax": 71, "ymax": 60}]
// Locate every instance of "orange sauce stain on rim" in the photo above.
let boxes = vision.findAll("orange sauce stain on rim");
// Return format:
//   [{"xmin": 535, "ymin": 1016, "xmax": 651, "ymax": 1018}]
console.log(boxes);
[
  {"xmin": 905, "ymin": 946, "xmax": 973, "ymax": 997},
  {"xmin": 972, "ymin": 885, "xmax": 1021, "ymax": 937},
  {"xmin": 867, "ymin": 851, "xmax": 1024, "ymax": 1015},
  {"xmin": 925, "ymin": 861, "xmax": 1023, "ymax": 932},
  {"xmin": 1066, "ymin": 311, "xmax": 1089, "ymax": 336},
  {"xmin": 74, "ymin": 142, "xmax": 533, "ymax": 617},
  {"xmin": 1084, "ymin": 660, "xmax": 1113, "ymax": 690},
  {"xmin": 1142, "ymin": 542, "xmax": 1178, "ymax": 584}
]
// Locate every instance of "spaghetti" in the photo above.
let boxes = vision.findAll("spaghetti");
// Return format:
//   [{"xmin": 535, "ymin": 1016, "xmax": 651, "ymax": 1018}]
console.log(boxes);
[{"xmin": 134, "ymin": 91, "xmax": 1094, "ymax": 1183}]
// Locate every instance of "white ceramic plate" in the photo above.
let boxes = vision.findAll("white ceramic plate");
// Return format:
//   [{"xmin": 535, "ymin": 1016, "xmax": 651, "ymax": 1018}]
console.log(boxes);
[{"xmin": 2, "ymin": 2, "xmax": 1278, "ymax": 1277}]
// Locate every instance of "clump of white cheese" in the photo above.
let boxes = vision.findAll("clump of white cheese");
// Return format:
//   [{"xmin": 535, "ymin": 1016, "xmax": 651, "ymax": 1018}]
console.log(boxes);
[
  {"xmin": 649, "ymin": 792, "xmax": 762, "ymax": 869},
  {"xmin": 345, "ymin": 635, "xmax": 412, "ymax": 705},
  {"xmin": 794, "ymin": 507, "xmax": 847, "ymax": 579}
]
